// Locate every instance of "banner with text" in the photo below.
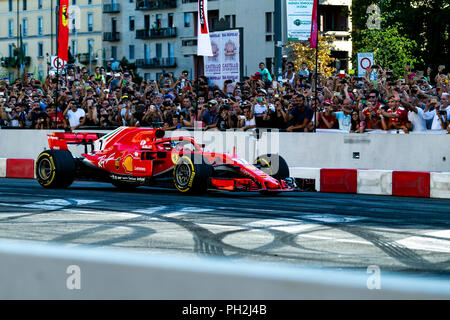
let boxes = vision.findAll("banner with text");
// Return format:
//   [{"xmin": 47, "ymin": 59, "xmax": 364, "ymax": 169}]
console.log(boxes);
[
  {"xmin": 204, "ymin": 30, "xmax": 240, "ymax": 88},
  {"xmin": 286, "ymin": 0, "xmax": 314, "ymax": 42}
]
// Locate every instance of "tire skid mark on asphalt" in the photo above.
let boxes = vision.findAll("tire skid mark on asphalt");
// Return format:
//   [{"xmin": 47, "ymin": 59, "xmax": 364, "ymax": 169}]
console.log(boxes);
[{"xmin": 335, "ymin": 225, "xmax": 450, "ymax": 271}]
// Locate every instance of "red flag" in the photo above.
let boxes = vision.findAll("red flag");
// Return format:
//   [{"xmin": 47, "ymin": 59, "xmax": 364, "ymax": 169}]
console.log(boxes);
[
  {"xmin": 57, "ymin": 0, "xmax": 70, "ymax": 62},
  {"xmin": 310, "ymin": 0, "xmax": 318, "ymax": 48},
  {"xmin": 197, "ymin": 0, "xmax": 213, "ymax": 56}
]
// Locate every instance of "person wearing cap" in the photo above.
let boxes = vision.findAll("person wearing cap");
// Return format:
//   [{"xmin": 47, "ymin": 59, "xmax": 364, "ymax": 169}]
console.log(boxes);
[
  {"xmin": 200, "ymin": 99, "xmax": 219, "ymax": 130},
  {"xmin": 253, "ymin": 89, "xmax": 274, "ymax": 128}
]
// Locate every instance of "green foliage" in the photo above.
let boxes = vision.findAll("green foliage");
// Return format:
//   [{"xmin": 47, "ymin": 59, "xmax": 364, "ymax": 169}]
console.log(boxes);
[
  {"xmin": 355, "ymin": 24, "xmax": 423, "ymax": 78},
  {"xmin": 351, "ymin": 0, "xmax": 450, "ymax": 71}
]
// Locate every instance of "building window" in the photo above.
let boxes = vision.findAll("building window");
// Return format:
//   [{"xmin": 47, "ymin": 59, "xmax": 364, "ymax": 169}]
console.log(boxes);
[
  {"xmin": 129, "ymin": 16, "xmax": 135, "ymax": 31},
  {"xmin": 8, "ymin": 0, "xmax": 12, "ymax": 12},
  {"xmin": 184, "ymin": 13, "xmax": 190, "ymax": 28},
  {"xmin": 38, "ymin": 0, "xmax": 42, "ymax": 9},
  {"xmin": 224, "ymin": 15, "xmax": 236, "ymax": 28},
  {"xmin": 144, "ymin": 44, "xmax": 150, "ymax": 63},
  {"xmin": 72, "ymin": 0, "xmax": 76, "ymax": 5},
  {"xmin": 71, "ymin": 40, "xmax": 77, "ymax": 56},
  {"xmin": 168, "ymin": 43, "xmax": 174, "ymax": 58},
  {"xmin": 8, "ymin": 44, "xmax": 14, "ymax": 57},
  {"xmin": 8, "ymin": 20, "xmax": 13, "ymax": 38},
  {"xmin": 23, "ymin": 0, "xmax": 27, "ymax": 11},
  {"xmin": 265, "ymin": 12, "xmax": 273, "ymax": 33},
  {"xmin": 111, "ymin": 46, "xmax": 117, "ymax": 60},
  {"xmin": 168, "ymin": 13, "xmax": 174, "ymax": 28},
  {"xmin": 38, "ymin": 42, "xmax": 44, "ymax": 58},
  {"xmin": 156, "ymin": 43, "xmax": 162, "ymax": 58},
  {"xmin": 87, "ymin": 13, "xmax": 93, "ymax": 32},
  {"xmin": 23, "ymin": 43, "xmax": 28, "ymax": 57},
  {"xmin": 38, "ymin": 17, "xmax": 43, "ymax": 36},
  {"xmin": 129, "ymin": 45, "xmax": 135, "ymax": 60},
  {"xmin": 22, "ymin": 18, "xmax": 28, "ymax": 37}
]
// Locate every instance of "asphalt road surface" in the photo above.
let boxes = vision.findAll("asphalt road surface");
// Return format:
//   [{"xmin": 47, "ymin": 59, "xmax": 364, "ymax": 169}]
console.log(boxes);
[{"xmin": 1, "ymin": 178, "xmax": 450, "ymax": 277}]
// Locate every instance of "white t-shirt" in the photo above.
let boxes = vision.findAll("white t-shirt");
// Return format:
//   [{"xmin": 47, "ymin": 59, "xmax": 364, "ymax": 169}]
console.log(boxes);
[
  {"xmin": 67, "ymin": 108, "xmax": 86, "ymax": 128},
  {"xmin": 334, "ymin": 111, "xmax": 352, "ymax": 132},
  {"xmin": 408, "ymin": 107, "xmax": 427, "ymax": 131},
  {"xmin": 244, "ymin": 116, "xmax": 256, "ymax": 127},
  {"xmin": 254, "ymin": 103, "xmax": 275, "ymax": 115},
  {"xmin": 424, "ymin": 107, "xmax": 450, "ymax": 130}
]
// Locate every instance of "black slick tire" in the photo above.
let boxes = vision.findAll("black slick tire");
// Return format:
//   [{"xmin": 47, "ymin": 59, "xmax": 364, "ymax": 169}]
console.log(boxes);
[
  {"xmin": 35, "ymin": 150, "xmax": 75, "ymax": 189},
  {"xmin": 173, "ymin": 154, "xmax": 212, "ymax": 194}
]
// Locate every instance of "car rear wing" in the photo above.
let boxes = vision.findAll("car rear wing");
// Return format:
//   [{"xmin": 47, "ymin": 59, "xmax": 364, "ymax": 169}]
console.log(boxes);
[{"xmin": 48, "ymin": 132, "xmax": 103, "ymax": 153}]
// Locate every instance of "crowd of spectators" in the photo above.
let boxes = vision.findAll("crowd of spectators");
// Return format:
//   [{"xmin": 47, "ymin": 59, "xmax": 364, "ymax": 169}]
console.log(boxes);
[{"xmin": 0, "ymin": 60, "xmax": 449, "ymax": 134}]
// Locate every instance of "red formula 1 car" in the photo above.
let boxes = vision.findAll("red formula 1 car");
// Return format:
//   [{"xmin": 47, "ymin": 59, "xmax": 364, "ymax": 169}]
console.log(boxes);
[{"xmin": 35, "ymin": 127, "xmax": 297, "ymax": 194}]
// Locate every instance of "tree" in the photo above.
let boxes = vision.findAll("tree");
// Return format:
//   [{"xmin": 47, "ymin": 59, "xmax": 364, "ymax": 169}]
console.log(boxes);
[
  {"xmin": 287, "ymin": 34, "xmax": 337, "ymax": 77},
  {"xmin": 351, "ymin": 0, "xmax": 449, "ymax": 72},
  {"xmin": 355, "ymin": 24, "xmax": 422, "ymax": 78}
]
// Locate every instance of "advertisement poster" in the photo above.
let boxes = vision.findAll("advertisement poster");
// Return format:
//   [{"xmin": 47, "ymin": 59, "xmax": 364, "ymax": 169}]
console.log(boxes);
[
  {"xmin": 286, "ymin": 0, "xmax": 314, "ymax": 41},
  {"xmin": 204, "ymin": 29, "xmax": 240, "ymax": 88}
]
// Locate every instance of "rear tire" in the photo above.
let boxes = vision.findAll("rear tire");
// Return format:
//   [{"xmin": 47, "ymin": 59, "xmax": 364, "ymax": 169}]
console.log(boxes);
[
  {"xmin": 173, "ymin": 154, "xmax": 212, "ymax": 194},
  {"xmin": 35, "ymin": 150, "xmax": 75, "ymax": 189}
]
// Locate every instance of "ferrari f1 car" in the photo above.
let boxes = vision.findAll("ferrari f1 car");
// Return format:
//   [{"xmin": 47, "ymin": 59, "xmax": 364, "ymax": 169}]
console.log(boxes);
[{"xmin": 35, "ymin": 127, "xmax": 297, "ymax": 194}]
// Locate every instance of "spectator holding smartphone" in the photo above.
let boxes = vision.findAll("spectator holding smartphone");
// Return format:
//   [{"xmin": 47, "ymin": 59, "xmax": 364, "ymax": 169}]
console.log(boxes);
[
  {"xmin": 423, "ymin": 94, "xmax": 449, "ymax": 130},
  {"xmin": 64, "ymin": 99, "xmax": 85, "ymax": 131}
]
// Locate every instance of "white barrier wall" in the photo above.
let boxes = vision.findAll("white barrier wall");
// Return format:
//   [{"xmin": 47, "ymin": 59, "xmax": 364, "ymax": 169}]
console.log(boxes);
[
  {"xmin": 1, "ymin": 239, "xmax": 450, "ymax": 299},
  {"xmin": 0, "ymin": 129, "xmax": 449, "ymax": 172}
]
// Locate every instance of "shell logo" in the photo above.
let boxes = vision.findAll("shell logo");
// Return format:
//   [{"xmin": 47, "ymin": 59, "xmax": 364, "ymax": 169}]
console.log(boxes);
[{"xmin": 123, "ymin": 156, "xmax": 133, "ymax": 172}]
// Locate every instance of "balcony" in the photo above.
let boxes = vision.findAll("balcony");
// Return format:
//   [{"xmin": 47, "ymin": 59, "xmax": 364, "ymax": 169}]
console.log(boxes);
[
  {"xmin": 136, "ymin": 57, "xmax": 177, "ymax": 69},
  {"xmin": 136, "ymin": 0, "xmax": 177, "ymax": 11},
  {"xmin": 180, "ymin": 37, "xmax": 197, "ymax": 55},
  {"xmin": 78, "ymin": 53, "xmax": 97, "ymax": 65},
  {"xmin": 103, "ymin": 32, "xmax": 121, "ymax": 42},
  {"xmin": 136, "ymin": 27, "xmax": 177, "ymax": 39},
  {"xmin": 103, "ymin": 3, "xmax": 121, "ymax": 13},
  {"xmin": 0, "ymin": 56, "xmax": 31, "ymax": 68}
]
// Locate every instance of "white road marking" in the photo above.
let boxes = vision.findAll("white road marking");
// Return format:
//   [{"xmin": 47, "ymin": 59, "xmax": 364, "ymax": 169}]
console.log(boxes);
[
  {"xmin": 245, "ymin": 219, "xmax": 318, "ymax": 233},
  {"xmin": 0, "ymin": 199, "xmax": 100, "ymax": 210},
  {"xmin": 299, "ymin": 214, "xmax": 366, "ymax": 224},
  {"xmin": 395, "ymin": 230, "xmax": 450, "ymax": 253}
]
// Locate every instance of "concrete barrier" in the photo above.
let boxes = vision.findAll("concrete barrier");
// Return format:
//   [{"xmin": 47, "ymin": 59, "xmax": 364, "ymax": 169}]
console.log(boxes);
[
  {"xmin": 1, "ymin": 238, "xmax": 450, "ymax": 299},
  {"xmin": 357, "ymin": 170, "xmax": 393, "ymax": 196},
  {"xmin": 430, "ymin": 172, "xmax": 450, "ymax": 199},
  {"xmin": 1, "ymin": 129, "xmax": 450, "ymax": 172},
  {"xmin": 0, "ymin": 158, "xmax": 6, "ymax": 178}
]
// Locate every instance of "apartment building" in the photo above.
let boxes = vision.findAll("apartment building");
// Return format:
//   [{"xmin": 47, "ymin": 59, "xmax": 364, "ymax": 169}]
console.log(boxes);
[
  {"xmin": 319, "ymin": 0, "xmax": 352, "ymax": 71},
  {"xmin": 101, "ymin": 0, "xmax": 352, "ymax": 80},
  {"xmin": 0, "ymin": 0, "xmax": 103, "ymax": 81}
]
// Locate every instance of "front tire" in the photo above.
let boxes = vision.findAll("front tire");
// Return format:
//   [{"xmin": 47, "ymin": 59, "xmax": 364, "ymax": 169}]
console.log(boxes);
[
  {"xmin": 173, "ymin": 154, "xmax": 212, "ymax": 194},
  {"xmin": 35, "ymin": 150, "xmax": 75, "ymax": 189}
]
